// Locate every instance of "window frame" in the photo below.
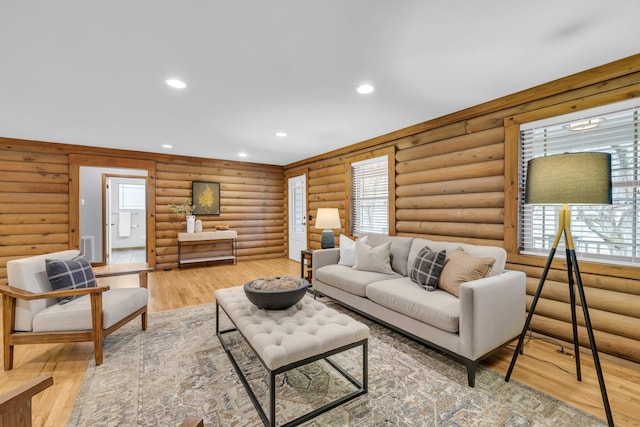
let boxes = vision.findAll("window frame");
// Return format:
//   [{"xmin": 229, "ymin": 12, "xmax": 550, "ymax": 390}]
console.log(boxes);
[
  {"xmin": 504, "ymin": 96, "xmax": 640, "ymax": 280},
  {"xmin": 345, "ymin": 146, "xmax": 396, "ymax": 236},
  {"xmin": 518, "ymin": 98, "xmax": 639, "ymax": 266}
]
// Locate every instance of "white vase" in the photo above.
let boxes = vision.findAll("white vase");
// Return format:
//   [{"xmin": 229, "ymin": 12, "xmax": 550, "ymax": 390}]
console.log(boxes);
[
  {"xmin": 195, "ymin": 219, "xmax": 203, "ymax": 233},
  {"xmin": 186, "ymin": 215, "xmax": 196, "ymax": 233}
]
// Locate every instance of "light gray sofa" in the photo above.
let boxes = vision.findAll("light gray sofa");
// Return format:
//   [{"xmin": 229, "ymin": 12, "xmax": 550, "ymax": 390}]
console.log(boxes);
[{"xmin": 312, "ymin": 234, "xmax": 526, "ymax": 387}]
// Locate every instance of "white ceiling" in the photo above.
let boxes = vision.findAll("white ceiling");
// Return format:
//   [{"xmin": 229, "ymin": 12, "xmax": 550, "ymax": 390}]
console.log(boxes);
[{"xmin": 1, "ymin": 1, "xmax": 639, "ymax": 166}]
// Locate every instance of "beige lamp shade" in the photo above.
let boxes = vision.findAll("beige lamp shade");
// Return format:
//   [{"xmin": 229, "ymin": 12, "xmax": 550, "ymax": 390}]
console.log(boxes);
[
  {"xmin": 315, "ymin": 208, "xmax": 341, "ymax": 229},
  {"xmin": 525, "ymin": 152, "xmax": 612, "ymax": 205}
]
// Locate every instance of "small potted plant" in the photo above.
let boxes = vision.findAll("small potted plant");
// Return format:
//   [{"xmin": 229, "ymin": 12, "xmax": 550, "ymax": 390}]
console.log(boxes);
[{"xmin": 168, "ymin": 200, "xmax": 196, "ymax": 233}]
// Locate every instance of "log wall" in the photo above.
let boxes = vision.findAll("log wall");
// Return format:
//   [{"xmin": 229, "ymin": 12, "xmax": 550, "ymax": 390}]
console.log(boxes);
[
  {"xmin": 284, "ymin": 54, "xmax": 640, "ymax": 363},
  {"xmin": 0, "ymin": 139, "xmax": 286, "ymax": 282},
  {"xmin": 155, "ymin": 159, "xmax": 285, "ymax": 270}
]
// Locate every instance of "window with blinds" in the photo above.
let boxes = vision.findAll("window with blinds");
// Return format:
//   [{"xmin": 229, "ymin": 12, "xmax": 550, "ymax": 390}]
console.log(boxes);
[
  {"xmin": 519, "ymin": 98, "xmax": 640, "ymax": 265},
  {"xmin": 351, "ymin": 155, "xmax": 389, "ymax": 235}
]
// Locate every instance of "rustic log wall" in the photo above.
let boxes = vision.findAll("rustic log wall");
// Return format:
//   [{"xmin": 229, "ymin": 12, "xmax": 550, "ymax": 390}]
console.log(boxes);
[
  {"xmin": 155, "ymin": 160, "xmax": 285, "ymax": 270},
  {"xmin": 0, "ymin": 139, "xmax": 286, "ymax": 283},
  {"xmin": 0, "ymin": 144, "xmax": 70, "ymax": 283},
  {"xmin": 284, "ymin": 54, "xmax": 640, "ymax": 363}
]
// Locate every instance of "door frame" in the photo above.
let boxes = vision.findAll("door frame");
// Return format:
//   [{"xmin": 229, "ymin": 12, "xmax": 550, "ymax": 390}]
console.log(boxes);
[
  {"xmin": 103, "ymin": 174, "xmax": 147, "ymax": 266},
  {"xmin": 69, "ymin": 154, "xmax": 156, "ymax": 268},
  {"xmin": 287, "ymin": 173, "xmax": 307, "ymax": 261}
]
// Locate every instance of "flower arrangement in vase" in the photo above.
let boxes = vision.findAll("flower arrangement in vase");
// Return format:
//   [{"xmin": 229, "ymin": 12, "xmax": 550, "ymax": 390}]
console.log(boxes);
[{"xmin": 168, "ymin": 200, "xmax": 196, "ymax": 233}]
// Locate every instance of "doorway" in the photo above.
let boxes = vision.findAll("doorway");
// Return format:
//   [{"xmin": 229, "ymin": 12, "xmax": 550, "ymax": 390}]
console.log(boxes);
[
  {"xmin": 78, "ymin": 165, "xmax": 149, "ymax": 266},
  {"xmin": 288, "ymin": 174, "xmax": 307, "ymax": 261},
  {"xmin": 70, "ymin": 154, "xmax": 156, "ymax": 269},
  {"xmin": 104, "ymin": 175, "xmax": 147, "ymax": 265}
]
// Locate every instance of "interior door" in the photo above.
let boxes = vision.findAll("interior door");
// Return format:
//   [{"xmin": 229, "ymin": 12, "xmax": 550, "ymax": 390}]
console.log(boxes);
[{"xmin": 288, "ymin": 174, "xmax": 307, "ymax": 261}]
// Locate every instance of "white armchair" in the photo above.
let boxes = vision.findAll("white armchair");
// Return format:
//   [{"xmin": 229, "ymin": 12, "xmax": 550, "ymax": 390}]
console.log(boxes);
[{"xmin": 1, "ymin": 250, "xmax": 149, "ymax": 370}]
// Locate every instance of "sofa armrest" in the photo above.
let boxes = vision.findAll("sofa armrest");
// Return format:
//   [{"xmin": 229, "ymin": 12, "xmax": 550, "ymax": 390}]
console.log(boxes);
[
  {"xmin": 311, "ymin": 248, "xmax": 340, "ymax": 282},
  {"xmin": 458, "ymin": 270, "xmax": 526, "ymax": 360}
]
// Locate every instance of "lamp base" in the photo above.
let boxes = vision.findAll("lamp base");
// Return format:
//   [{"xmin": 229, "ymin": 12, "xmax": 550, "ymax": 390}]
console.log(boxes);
[{"xmin": 321, "ymin": 229, "xmax": 335, "ymax": 249}]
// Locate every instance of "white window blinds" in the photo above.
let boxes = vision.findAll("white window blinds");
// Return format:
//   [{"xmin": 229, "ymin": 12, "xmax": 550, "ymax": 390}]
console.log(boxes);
[
  {"xmin": 351, "ymin": 155, "xmax": 389, "ymax": 235},
  {"xmin": 519, "ymin": 98, "xmax": 640, "ymax": 265}
]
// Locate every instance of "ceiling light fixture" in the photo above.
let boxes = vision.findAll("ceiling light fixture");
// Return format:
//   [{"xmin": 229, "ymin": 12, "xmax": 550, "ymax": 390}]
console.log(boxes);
[
  {"xmin": 276, "ymin": 132, "xmax": 287, "ymax": 137},
  {"xmin": 239, "ymin": 152, "xmax": 248, "ymax": 158},
  {"xmin": 565, "ymin": 118, "xmax": 605, "ymax": 131},
  {"xmin": 165, "ymin": 79, "xmax": 186, "ymax": 89},
  {"xmin": 357, "ymin": 84, "xmax": 375, "ymax": 94},
  {"xmin": 162, "ymin": 144, "xmax": 173, "ymax": 149}
]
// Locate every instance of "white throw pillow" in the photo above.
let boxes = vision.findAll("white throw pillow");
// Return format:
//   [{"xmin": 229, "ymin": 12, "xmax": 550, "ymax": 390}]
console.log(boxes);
[
  {"xmin": 353, "ymin": 241, "xmax": 394, "ymax": 274},
  {"xmin": 338, "ymin": 234, "xmax": 368, "ymax": 267}
]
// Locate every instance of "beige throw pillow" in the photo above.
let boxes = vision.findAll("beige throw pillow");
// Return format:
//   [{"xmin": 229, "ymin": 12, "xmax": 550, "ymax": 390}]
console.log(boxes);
[
  {"xmin": 353, "ymin": 241, "xmax": 394, "ymax": 274},
  {"xmin": 439, "ymin": 248, "xmax": 495, "ymax": 297}
]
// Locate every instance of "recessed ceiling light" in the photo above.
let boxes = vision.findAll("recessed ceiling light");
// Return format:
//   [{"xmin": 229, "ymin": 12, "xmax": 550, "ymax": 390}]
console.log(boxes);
[
  {"xmin": 165, "ymin": 79, "xmax": 186, "ymax": 89},
  {"xmin": 276, "ymin": 132, "xmax": 287, "ymax": 137},
  {"xmin": 357, "ymin": 84, "xmax": 374, "ymax": 94},
  {"xmin": 162, "ymin": 144, "xmax": 173, "ymax": 149},
  {"xmin": 239, "ymin": 152, "xmax": 248, "ymax": 158}
]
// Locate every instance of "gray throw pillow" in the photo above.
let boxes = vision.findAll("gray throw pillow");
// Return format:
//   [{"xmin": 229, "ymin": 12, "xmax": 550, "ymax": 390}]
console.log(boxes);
[
  {"xmin": 46, "ymin": 255, "xmax": 97, "ymax": 304},
  {"xmin": 409, "ymin": 246, "xmax": 446, "ymax": 291},
  {"xmin": 353, "ymin": 241, "xmax": 394, "ymax": 274}
]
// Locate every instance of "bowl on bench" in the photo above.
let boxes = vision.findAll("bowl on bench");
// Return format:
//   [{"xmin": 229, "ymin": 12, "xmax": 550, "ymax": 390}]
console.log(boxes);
[{"xmin": 244, "ymin": 276, "xmax": 309, "ymax": 310}]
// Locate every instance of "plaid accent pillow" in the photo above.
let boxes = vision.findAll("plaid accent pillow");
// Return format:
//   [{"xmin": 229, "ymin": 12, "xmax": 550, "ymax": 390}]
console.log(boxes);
[
  {"xmin": 46, "ymin": 255, "xmax": 97, "ymax": 304},
  {"xmin": 409, "ymin": 246, "xmax": 447, "ymax": 291}
]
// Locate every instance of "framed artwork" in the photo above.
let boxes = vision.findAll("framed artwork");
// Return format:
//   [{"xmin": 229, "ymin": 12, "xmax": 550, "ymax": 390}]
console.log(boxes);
[{"xmin": 192, "ymin": 181, "xmax": 221, "ymax": 215}]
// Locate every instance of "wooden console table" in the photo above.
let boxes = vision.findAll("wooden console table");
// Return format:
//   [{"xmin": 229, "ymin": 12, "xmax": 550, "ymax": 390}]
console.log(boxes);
[{"xmin": 178, "ymin": 230, "xmax": 237, "ymax": 269}]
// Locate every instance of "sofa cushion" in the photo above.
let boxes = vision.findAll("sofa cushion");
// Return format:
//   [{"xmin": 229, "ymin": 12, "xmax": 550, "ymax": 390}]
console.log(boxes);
[
  {"xmin": 32, "ymin": 287, "xmax": 149, "ymax": 332},
  {"xmin": 407, "ymin": 238, "xmax": 506, "ymax": 277},
  {"xmin": 316, "ymin": 264, "xmax": 400, "ymax": 297},
  {"xmin": 45, "ymin": 255, "xmax": 97, "ymax": 304},
  {"xmin": 364, "ymin": 234, "xmax": 413, "ymax": 276},
  {"xmin": 366, "ymin": 278, "xmax": 460, "ymax": 333},
  {"xmin": 338, "ymin": 234, "xmax": 368, "ymax": 267},
  {"xmin": 409, "ymin": 246, "xmax": 447, "ymax": 291},
  {"xmin": 353, "ymin": 241, "xmax": 394, "ymax": 274},
  {"xmin": 439, "ymin": 248, "xmax": 495, "ymax": 297}
]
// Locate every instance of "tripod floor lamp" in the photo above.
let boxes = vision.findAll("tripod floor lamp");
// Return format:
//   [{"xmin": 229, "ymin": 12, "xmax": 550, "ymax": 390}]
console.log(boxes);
[{"xmin": 505, "ymin": 152, "xmax": 614, "ymax": 426}]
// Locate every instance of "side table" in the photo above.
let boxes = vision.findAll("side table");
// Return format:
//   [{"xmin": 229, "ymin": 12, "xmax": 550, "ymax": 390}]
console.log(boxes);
[{"xmin": 300, "ymin": 249, "xmax": 313, "ymax": 283}]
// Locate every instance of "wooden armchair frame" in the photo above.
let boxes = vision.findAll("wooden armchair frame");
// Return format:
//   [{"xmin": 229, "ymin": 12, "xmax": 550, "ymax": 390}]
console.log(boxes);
[
  {"xmin": 1, "ymin": 276, "xmax": 148, "ymax": 370},
  {"xmin": 0, "ymin": 375, "xmax": 53, "ymax": 427}
]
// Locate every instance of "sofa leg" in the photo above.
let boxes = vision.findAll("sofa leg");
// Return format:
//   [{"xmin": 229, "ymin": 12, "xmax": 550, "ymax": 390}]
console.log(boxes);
[{"xmin": 466, "ymin": 362, "xmax": 476, "ymax": 387}]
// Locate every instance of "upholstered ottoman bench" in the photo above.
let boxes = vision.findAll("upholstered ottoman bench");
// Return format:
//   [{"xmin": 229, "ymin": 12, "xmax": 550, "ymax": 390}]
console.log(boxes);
[{"xmin": 215, "ymin": 286, "xmax": 369, "ymax": 427}]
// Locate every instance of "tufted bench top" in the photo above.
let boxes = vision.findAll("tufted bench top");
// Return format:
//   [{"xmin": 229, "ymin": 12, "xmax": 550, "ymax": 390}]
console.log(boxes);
[{"xmin": 215, "ymin": 286, "xmax": 369, "ymax": 370}]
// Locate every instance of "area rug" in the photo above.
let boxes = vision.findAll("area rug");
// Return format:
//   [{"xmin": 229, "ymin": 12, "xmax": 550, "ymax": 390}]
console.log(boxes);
[{"xmin": 68, "ymin": 301, "xmax": 607, "ymax": 426}]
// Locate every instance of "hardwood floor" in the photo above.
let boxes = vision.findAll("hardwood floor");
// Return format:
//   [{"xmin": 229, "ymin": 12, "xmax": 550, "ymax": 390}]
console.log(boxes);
[{"xmin": 1, "ymin": 258, "xmax": 639, "ymax": 426}]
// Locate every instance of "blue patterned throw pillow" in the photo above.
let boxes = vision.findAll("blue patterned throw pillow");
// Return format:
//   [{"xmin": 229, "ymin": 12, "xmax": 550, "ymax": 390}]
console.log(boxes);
[
  {"xmin": 46, "ymin": 255, "xmax": 97, "ymax": 304},
  {"xmin": 409, "ymin": 246, "xmax": 447, "ymax": 291}
]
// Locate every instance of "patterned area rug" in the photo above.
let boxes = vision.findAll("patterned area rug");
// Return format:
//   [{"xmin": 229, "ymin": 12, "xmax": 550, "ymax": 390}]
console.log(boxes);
[{"xmin": 69, "ymin": 301, "xmax": 606, "ymax": 426}]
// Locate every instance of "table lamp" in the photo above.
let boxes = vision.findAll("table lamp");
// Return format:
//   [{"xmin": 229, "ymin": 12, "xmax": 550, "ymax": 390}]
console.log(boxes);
[
  {"xmin": 315, "ymin": 208, "xmax": 341, "ymax": 249},
  {"xmin": 505, "ymin": 152, "xmax": 614, "ymax": 426}
]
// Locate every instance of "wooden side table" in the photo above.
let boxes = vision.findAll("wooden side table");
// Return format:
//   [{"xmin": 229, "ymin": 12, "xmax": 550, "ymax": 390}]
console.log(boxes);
[{"xmin": 300, "ymin": 249, "xmax": 313, "ymax": 283}]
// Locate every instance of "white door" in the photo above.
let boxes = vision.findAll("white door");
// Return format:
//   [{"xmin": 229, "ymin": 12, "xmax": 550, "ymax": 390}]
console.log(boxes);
[{"xmin": 288, "ymin": 174, "xmax": 307, "ymax": 261}]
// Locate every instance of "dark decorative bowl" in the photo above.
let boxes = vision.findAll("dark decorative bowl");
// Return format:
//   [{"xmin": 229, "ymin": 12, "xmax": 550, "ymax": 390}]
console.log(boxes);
[{"xmin": 243, "ymin": 277, "xmax": 309, "ymax": 310}]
